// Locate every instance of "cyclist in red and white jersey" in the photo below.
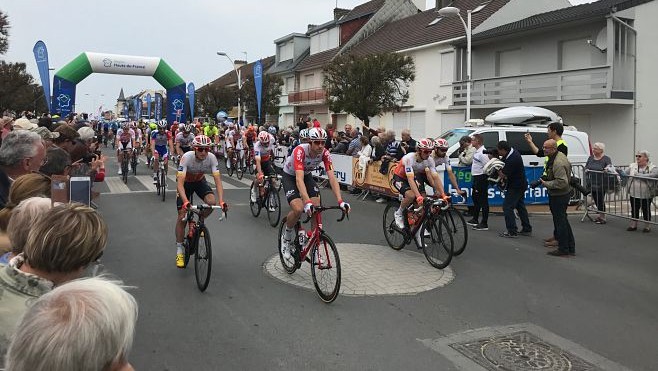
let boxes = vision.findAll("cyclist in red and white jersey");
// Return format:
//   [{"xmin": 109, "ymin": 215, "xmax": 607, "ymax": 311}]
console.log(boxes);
[
  {"xmin": 115, "ymin": 122, "xmax": 136, "ymax": 175},
  {"xmin": 280, "ymin": 128, "xmax": 350, "ymax": 258},
  {"xmin": 174, "ymin": 135, "xmax": 227, "ymax": 268},
  {"xmin": 433, "ymin": 138, "xmax": 467, "ymax": 197},
  {"xmin": 250, "ymin": 131, "xmax": 277, "ymax": 208}
]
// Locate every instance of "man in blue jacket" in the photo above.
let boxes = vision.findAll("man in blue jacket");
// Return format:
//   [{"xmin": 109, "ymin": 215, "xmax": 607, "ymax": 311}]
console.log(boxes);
[{"xmin": 497, "ymin": 140, "xmax": 532, "ymax": 238}]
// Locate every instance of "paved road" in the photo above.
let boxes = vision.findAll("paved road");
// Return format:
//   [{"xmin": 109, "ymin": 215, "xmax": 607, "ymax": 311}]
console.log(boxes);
[{"xmin": 96, "ymin": 147, "xmax": 657, "ymax": 371}]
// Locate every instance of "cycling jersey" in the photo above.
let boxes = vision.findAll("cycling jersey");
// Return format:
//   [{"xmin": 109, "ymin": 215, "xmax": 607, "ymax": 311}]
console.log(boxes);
[
  {"xmin": 152, "ymin": 130, "xmax": 172, "ymax": 147},
  {"xmin": 175, "ymin": 132, "xmax": 194, "ymax": 149},
  {"xmin": 204, "ymin": 126, "xmax": 219, "ymax": 138},
  {"xmin": 394, "ymin": 152, "xmax": 437, "ymax": 178},
  {"xmin": 433, "ymin": 154, "xmax": 452, "ymax": 171},
  {"xmin": 254, "ymin": 135, "xmax": 275, "ymax": 162},
  {"xmin": 177, "ymin": 151, "xmax": 220, "ymax": 182},
  {"xmin": 225, "ymin": 129, "xmax": 244, "ymax": 149},
  {"xmin": 283, "ymin": 143, "xmax": 333, "ymax": 176}
]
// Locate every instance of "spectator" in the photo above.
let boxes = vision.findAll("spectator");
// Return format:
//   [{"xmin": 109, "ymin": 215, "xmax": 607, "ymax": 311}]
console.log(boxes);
[
  {"xmin": 11, "ymin": 117, "xmax": 38, "ymax": 131},
  {"xmin": 5, "ymin": 276, "xmax": 138, "ymax": 371},
  {"xmin": 312, "ymin": 118, "xmax": 321, "ymax": 128},
  {"xmin": 400, "ymin": 129, "xmax": 417, "ymax": 155},
  {"xmin": 38, "ymin": 115, "xmax": 53, "ymax": 130},
  {"xmin": 496, "ymin": 140, "xmax": 532, "ymax": 238},
  {"xmin": 371, "ymin": 134, "xmax": 386, "ymax": 161},
  {"xmin": 0, "ymin": 202, "xmax": 108, "ymax": 359},
  {"xmin": 468, "ymin": 134, "xmax": 490, "ymax": 231},
  {"xmin": 457, "ymin": 135, "xmax": 475, "ymax": 166},
  {"xmin": 356, "ymin": 135, "xmax": 373, "ymax": 180},
  {"xmin": 0, "ymin": 130, "xmax": 47, "ymax": 209},
  {"xmin": 540, "ymin": 139, "xmax": 575, "ymax": 257},
  {"xmin": 0, "ymin": 172, "xmax": 52, "ymax": 239},
  {"xmin": 345, "ymin": 130, "xmax": 362, "ymax": 157},
  {"xmin": 624, "ymin": 150, "xmax": 658, "ymax": 233},
  {"xmin": 31, "ymin": 126, "xmax": 60, "ymax": 148},
  {"xmin": 324, "ymin": 123, "xmax": 335, "ymax": 149},
  {"xmin": 0, "ymin": 197, "xmax": 53, "ymax": 264},
  {"xmin": 585, "ymin": 142, "xmax": 613, "ymax": 224},
  {"xmin": 53, "ymin": 124, "xmax": 80, "ymax": 154},
  {"xmin": 40, "ymin": 146, "xmax": 72, "ymax": 176},
  {"xmin": 330, "ymin": 132, "xmax": 349, "ymax": 154},
  {"xmin": 376, "ymin": 130, "xmax": 401, "ymax": 203}
]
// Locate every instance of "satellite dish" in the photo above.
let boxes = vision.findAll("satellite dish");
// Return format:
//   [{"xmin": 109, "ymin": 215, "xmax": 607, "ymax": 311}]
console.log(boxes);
[{"xmin": 594, "ymin": 28, "xmax": 607, "ymax": 52}]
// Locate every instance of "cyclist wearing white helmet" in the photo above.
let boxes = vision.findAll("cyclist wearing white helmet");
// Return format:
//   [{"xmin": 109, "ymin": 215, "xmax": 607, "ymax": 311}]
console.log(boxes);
[
  {"xmin": 433, "ymin": 137, "xmax": 466, "ymax": 198},
  {"xmin": 115, "ymin": 121, "xmax": 136, "ymax": 175},
  {"xmin": 224, "ymin": 119, "xmax": 245, "ymax": 170},
  {"xmin": 174, "ymin": 134, "xmax": 227, "ymax": 268},
  {"xmin": 250, "ymin": 131, "xmax": 277, "ymax": 206},
  {"xmin": 150, "ymin": 120, "xmax": 176, "ymax": 183},
  {"xmin": 299, "ymin": 128, "xmax": 310, "ymax": 144},
  {"xmin": 175, "ymin": 123, "xmax": 195, "ymax": 155},
  {"xmin": 216, "ymin": 110, "xmax": 228, "ymax": 124},
  {"xmin": 391, "ymin": 138, "xmax": 448, "ymax": 245},
  {"xmin": 280, "ymin": 127, "xmax": 350, "ymax": 259}
]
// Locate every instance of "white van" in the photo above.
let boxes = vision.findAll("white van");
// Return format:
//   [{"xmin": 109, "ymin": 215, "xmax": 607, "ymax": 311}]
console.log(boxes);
[{"xmin": 439, "ymin": 107, "xmax": 591, "ymax": 167}]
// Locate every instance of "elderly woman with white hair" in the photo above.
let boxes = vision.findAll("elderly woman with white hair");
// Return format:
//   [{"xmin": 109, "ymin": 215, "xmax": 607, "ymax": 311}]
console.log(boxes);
[
  {"xmin": 624, "ymin": 150, "xmax": 658, "ymax": 232},
  {"xmin": 585, "ymin": 142, "xmax": 613, "ymax": 224}
]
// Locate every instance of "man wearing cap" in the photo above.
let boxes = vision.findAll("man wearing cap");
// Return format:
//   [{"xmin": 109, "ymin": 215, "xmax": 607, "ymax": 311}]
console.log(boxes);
[
  {"xmin": 53, "ymin": 125, "xmax": 80, "ymax": 154},
  {"xmin": 31, "ymin": 127, "xmax": 60, "ymax": 148},
  {"xmin": 11, "ymin": 118, "xmax": 38, "ymax": 131}
]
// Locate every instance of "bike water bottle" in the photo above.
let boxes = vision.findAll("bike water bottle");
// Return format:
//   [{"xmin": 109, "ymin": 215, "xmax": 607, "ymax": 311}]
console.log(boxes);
[
  {"xmin": 298, "ymin": 228, "xmax": 307, "ymax": 246},
  {"xmin": 407, "ymin": 210, "xmax": 417, "ymax": 226}
]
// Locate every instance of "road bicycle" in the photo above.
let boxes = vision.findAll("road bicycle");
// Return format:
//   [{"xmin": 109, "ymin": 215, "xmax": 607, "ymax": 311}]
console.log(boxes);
[
  {"xmin": 441, "ymin": 191, "xmax": 469, "ymax": 256},
  {"xmin": 382, "ymin": 196, "xmax": 454, "ymax": 269},
  {"xmin": 278, "ymin": 205, "xmax": 348, "ymax": 303},
  {"xmin": 154, "ymin": 155, "xmax": 168, "ymax": 202},
  {"xmin": 225, "ymin": 148, "xmax": 244, "ymax": 180},
  {"xmin": 181, "ymin": 201, "xmax": 228, "ymax": 292},
  {"xmin": 130, "ymin": 148, "xmax": 138, "ymax": 175},
  {"xmin": 245, "ymin": 147, "xmax": 255, "ymax": 175},
  {"xmin": 120, "ymin": 148, "xmax": 131, "ymax": 184},
  {"xmin": 249, "ymin": 174, "xmax": 282, "ymax": 227}
]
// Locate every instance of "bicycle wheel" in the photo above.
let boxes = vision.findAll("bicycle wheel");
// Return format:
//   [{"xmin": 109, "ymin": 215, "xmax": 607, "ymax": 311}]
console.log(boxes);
[
  {"xmin": 236, "ymin": 161, "xmax": 244, "ymax": 180},
  {"xmin": 445, "ymin": 208, "xmax": 468, "ymax": 256},
  {"xmin": 278, "ymin": 217, "xmax": 297, "ymax": 274},
  {"xmin": 249, "ymin": 182, "xmax": 262, "ymax": 217},
  {"xmin": 183, "ymin": 237, "xmax": 191, "ymax": 268},
  {"xmin": 194, "ymin": 225, "xmax": 212, "ymax": 292},
  {"xmin": 266, "ymin": 188, "xmax": 281, "ymax": 227},
  {"xmin": 311, "ymin": 233, "xmax": 341, "ymax": 303},
  {"xmin": 160, "ymin": 169, "xmax": 167, "ymax": 202},
  {"xmin": 226, "ymin": 157, "xmax": 234, "ymax": 177},
  {"xmin": 156, "ymin": 169, "xmax": 161, "ymax": 196},
  {"xmin": 421, "ymin": 218, "xmax": 454, "ymax": 269},
  {"xmin": 122, "ymin": 157, "xmax": 128, "ymax": 184},
  {"xmin": 383, "ymin": 203, "xmax": 406, "ymax": 250},
  {"xmin": 131, "ymin": 155, "xmax": 137, "ymax": 175}
]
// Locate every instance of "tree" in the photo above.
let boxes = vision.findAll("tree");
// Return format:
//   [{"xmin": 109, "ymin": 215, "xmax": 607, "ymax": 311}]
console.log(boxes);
[
  {"xmin": 196, "ymin": 83, "xmax": 236, "ymax": 118},
  {"xmin": 242, "ymin": 74, "xmax": 283, "ymax": 124},
  {"xmin": 0, "ymin": 10, "xmax": 9, "ymax": 55},
  {"xmin": 323, "ymin": 52, "xmax": 415, "ymax": 128},
  {"xmin": 0, "ymin": 61, "xmax": 47, "ymax": 113}
]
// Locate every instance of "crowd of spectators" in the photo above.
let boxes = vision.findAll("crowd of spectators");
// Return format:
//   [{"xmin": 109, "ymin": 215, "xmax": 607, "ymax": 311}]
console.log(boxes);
[{"xmin": 0, "ymin": 111, "xmax": 136, "ymax": 369}]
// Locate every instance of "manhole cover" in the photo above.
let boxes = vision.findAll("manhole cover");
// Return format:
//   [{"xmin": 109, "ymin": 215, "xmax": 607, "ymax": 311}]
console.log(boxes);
[
  {"xmin": 263, "ymin": 243, "xmax": 454, "ymax": 296},
  {"xmin": 450, "ymin": 331, "xmax": 597, "ymax": 371}
]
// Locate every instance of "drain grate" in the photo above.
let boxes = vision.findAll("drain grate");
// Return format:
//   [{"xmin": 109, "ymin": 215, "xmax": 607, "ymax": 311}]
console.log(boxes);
[{"xmin": 449, "ymin": 331, "xmax": 599, "ymax": 371}]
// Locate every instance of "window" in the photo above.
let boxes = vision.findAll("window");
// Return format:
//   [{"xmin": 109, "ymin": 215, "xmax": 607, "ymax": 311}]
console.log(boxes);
[
  {"xmin": 279, "ymin": 42, "xmax": 293, "ymax": 61},
  {"xmin": 558, "ymin": 37, "xmax": 590, "ymax": 70},
  {"xmin": 304, "ymin": 74, "xmax": 314, "ymax": 89},
  {"xmin": 285, "ymin": 77, "xmax": 295, "ymax": 93},
  {"xmin": 479, "ymin": 131, "xmax": 499, "ymax": 149},
  {"xmin": 495, "ymin": 48, "xmax": 520, "ymax": 77},
  {"xmin": 505, "ymin": 131, "xmax": 535, "ymax": 156},
  {"xmin": 440, "ymin": 51, "xmax": 454, "ymax": 84}
]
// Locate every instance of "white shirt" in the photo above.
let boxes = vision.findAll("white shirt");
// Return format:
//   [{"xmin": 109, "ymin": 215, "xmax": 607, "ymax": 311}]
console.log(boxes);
[{"xmin": 471, "ymin": 146, "xmax": 488, "ymax": 176}]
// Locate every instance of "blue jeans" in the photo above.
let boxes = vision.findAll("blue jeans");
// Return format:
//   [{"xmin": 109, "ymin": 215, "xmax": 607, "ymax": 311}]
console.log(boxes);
[
  {"xmin": 503, "ymin": 188, "xmax": 531, "ymax": 234},
  {"xmin": 549, "ymin": 193, "xmax": 575, "ymax": 253}
]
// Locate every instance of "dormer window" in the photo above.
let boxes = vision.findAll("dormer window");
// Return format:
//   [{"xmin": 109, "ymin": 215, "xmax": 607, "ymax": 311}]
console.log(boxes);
[{"xmin": 472, "ymin": 1, "xmax": 491, "ymax": 14}]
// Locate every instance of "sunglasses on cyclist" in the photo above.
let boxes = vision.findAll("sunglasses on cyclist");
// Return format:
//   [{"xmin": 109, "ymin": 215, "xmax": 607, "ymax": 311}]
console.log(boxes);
[
  {"xmin": 195, "ymin": 147, "xmax": 209, "ymax": 152},
  {"xmin": 420, "ymin": 149, "xmax": 432, "ymax": 155}
]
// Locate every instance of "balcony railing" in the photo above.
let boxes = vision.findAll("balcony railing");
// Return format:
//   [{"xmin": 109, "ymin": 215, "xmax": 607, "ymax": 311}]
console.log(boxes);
[
  {"xmin": 452, "ymin": 66, "xmax": 632, "ymax": 106},
  {"xmin": 287, "ymin": 88, "xmax": 326, "ymax": 105}
]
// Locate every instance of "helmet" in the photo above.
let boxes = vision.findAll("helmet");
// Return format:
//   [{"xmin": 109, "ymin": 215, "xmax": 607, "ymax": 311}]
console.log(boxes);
[
  {"xmin": 299, "ymin": 128, "xmax": 309, "ymax": 139},
  {"xmin": 483, "ymin": 158, "xmax": 506, "ymax": 185},
  {"xmin": 121, "ymin": 122, "xmax": 129, "ymax": 129},
  {"xmin": 417, "ymin": 138, "xmax": 435, "ymax": 151},
  {"xmin": 182, "ymin": 124, "xmax": 194, "ymax": 132},
  {"xmin": 308, "ymin": 128, "xmax": 327, "ymax": 142},
  {"xmin": 157, "ymin": 120, "xmax": 167, "ymax": 129},
  {"xmin": 258, "ymin": 131, "xmax": 270, "ymax": 144},
  {"xmin": 227, "ymin": 121, "xmax": 235, "ymax": 128},
  {"xmin": 209, "ymin": 120, "xmax": 216, "ymax": 127},
  {"xmin": 192, "ymin": 135, "xmax": 212, "ymax": 147},
  {"xmin": 216, "ymin": 111, "xmax": 228, "ymax": 121},
  {"xmin": 129, "ymin": 122, "xmax": 135, "ymax": 128},
  {"xmin": 434, "ymin": 138, "xmax": 449, "ymax": 150}
]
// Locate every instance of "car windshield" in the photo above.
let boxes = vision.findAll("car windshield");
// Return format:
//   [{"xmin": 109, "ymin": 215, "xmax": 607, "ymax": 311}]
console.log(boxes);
[{"xmin": 439, "ymin": 129, "xmax": 474, "ymax": 148}]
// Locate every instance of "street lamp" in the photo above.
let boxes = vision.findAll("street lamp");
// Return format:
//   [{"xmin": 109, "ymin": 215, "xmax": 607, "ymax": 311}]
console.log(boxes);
[
  {"xmin": 438, "ymin": 6, "xmax": 472, "ymax": 121},
  {"xmin": 217, "ymin": 51, "xmax": 243, "ymax": 125}
]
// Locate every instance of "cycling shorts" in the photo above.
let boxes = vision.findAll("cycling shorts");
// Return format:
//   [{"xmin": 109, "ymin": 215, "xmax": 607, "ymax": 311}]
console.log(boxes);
[
  {"xmin": 176, "ymin": 180, "xmax": 214, "ymax": 210},
  {"xmin": 260, "ymin": 160, "xmax": 275, "ymax": 177},
  {"xmin": 154, "ymin": 145, "xmax": 168, "ymax": 159},
  {"xmin": 180, "ymin": 146, "xmax": 192, "ymax": 153},
  {"xmin": 281, "ymin": 172, "xmax": 319, "ymax": 203},
  {"xmin": 118, "ymin": 141, "xmax": 132, "ymax": 151},
  {"xmin": 391, "ymin": 174, "xmax": 426, "ymax": 195}
]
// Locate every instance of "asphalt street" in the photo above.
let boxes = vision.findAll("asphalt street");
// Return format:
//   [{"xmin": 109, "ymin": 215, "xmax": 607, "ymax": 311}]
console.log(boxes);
[{"xmin": 96, "ymin": 146, "xmax": 658, "ymax": 371}]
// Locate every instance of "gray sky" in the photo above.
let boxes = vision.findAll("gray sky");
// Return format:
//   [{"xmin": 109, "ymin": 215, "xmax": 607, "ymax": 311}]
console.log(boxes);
[{"xmin": 2, "ymin": 0, "xmax": 593, "ymax": 113}]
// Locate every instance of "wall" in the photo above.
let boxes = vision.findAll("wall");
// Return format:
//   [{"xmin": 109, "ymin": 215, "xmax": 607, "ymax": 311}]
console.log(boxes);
[{"xmin": 340, "ymin": 18, "xmax": 368, "ymax": 46}]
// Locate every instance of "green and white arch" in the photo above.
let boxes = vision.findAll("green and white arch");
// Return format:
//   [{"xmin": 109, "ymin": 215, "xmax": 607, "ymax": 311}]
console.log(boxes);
[{"xmin": 52, "ymin": 52, "xmax": 187, "ymax": 123}]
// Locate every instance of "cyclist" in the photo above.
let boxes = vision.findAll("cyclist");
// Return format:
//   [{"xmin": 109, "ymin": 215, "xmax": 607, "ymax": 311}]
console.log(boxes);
[
  {"xmin": 151, "ymin": 120, "xmax": 176, "ymax": 183},
  {"xmin": 175, "ymin": 135, "xmax": 227, "ymax": 268},
  {"xmin": 280, "ymin": 127, "xmax": 350, "ymax": 259},
  {"xmin": 250, "ymin": 131, "xmax": 276, "ymax": 209},
  {"xmin": 433, "ymin": 138, "xmax": 467, "ymax": 197},
  {"xmin": 131, "ymin": 122, "xmax": 143, "ymax": 163},
  {"xmin": 224, "ymin": 121, "xmax": 241, "ymax": 170},
  {"xmin": 391, "ymin": 138, "xmax": 447, "ymax": 242},
  {"xmin": 203, "ymin": 120, "xmax": 221, "ymax": 154},
  {"xmin": 175, "ymin": 123, "xmax": 195, "ymax": 156},
  {"xmin": 116, "ymin": 122, "xmax": 136, "ymax": 175}
]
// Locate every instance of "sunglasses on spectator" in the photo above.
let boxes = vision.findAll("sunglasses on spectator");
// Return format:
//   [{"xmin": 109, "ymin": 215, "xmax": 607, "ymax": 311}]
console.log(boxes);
[{"xmin": 195, "ymin": 147, "xmax": 209, "ymax": 152}]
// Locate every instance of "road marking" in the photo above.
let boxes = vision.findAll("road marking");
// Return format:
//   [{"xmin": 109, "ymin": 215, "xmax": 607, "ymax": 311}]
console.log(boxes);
[
  {"xmin": 135, "ymin": 176, "xmax": 157, "ymax": 192},
  {"xmin": 105, "ymin": 177, "xmax": 131, "ymax": 194}
]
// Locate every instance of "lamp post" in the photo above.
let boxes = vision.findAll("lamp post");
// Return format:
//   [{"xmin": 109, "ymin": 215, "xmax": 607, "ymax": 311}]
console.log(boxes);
[
  {"xmin": 438, "ymin": 6, "xmax": 472, "ymax": 121},
  {"xmin": 217, "ymin": 51, "xmax": 243, "ymax": 125}
]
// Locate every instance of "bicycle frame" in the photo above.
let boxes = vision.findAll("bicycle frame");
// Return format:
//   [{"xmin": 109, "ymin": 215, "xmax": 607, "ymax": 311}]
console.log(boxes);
[{"xmin": 297, "ymin": 206, "xmax": 347, "ymax": 263}]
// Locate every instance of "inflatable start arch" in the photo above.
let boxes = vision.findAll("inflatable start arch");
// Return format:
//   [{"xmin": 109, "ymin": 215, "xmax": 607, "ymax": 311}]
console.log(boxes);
[{"xmin": 52, "ymin": 52, "xmax": 186, "ymax": 123}]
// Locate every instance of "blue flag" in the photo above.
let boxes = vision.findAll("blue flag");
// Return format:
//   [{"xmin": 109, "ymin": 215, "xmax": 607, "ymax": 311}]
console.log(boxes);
[
  {"xmin": 146, "ymin": 93, "xmax": 152, "ymax": 118},
  {"xmin": 187, "ymin": 82, "xmax": 195, "ymax": 119},
  {"xmin": 133, "ymin": 98, "xmax": 139, "ymax": 120},
  {"xmin": 32, "ymin": 41, "xmax": 52, "ymax": 112},
  {"xmin": 154, "ymin": 93, "xmax": 163, "ymax": 121},
  {"xmin": 137, "ymin": 98, "xmax": 142, "ymax": 120},
  {"xmin": 253, "ymin": 60, "xmax": 263, "ymax": 123}
]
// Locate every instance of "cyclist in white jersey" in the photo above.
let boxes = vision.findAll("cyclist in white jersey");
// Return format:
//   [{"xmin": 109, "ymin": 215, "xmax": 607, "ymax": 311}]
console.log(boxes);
[
  {"xmin": 433, "ymin": 138, "xmax": 467, "ymax": 197},
  {"xmin": 280, "ymin": 128, "xmax": 350, "ymax": 259},
  {"xmin": 175, "ymin": 124, "xmax": 195, "ymax": 156},
  {"xmin": 174, "ymin": 135, "xmax": 227, "ymax": 268},
  {"xmin": 250, "ymin": 131, "xmax": 276, "ymax": 208},
  {"xmin": 115, "ymin": 122, "xmax": 136, "ymax": 175}
]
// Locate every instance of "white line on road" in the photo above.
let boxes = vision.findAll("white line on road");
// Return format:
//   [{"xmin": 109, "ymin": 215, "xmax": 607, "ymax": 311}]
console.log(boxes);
[{"xmin": 105, "ymin": 177, "xmax": 131, "ymax": 194}]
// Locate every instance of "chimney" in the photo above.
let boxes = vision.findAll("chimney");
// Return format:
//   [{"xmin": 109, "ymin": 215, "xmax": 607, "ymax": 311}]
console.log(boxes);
[
  {"xmin": 436, "ymin": 0, "xmax": 452, "ymax": 10},
  {"xmin": 234, "ymin": 60, "xmax": 247, "ymax": 69},
  {"xmin": 307, "ymin": 24, "xmax": 317, "ymax": 32},
  {"xmin": 334, "ymin": 8, "xmax": 350, "ymax": 20}
]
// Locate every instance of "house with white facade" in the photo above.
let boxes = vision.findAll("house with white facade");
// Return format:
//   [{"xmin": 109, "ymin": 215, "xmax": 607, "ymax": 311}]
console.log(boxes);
[
  {"xmin": 342, "ymin": 0, "xmax": 570, "ymax": 138},
  {"xmin": 443, "ymin": 0, "xmax": 656, "ymax": 162}
]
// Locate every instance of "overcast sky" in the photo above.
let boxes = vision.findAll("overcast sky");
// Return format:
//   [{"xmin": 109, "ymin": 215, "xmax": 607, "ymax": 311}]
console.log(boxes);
[{"xmin": 2, "ymin": 0, "xmax": 593, "ymax": 113}]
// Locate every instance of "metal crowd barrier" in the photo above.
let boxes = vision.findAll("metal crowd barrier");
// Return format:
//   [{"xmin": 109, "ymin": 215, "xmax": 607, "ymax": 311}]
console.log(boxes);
[{"xmin": 580, "ymin": 168, "xmax": 658, "ymax": 225}]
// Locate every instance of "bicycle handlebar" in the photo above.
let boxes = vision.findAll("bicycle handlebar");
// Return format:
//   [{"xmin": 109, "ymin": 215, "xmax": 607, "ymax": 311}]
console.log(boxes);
[
  {"xmin": 183, "ymin": 204, "xmax": 229, "ymax": 221},
  {"xmin": 449, "ymin": 190, "xmax": 467, "ymax": 204},
  {"xmin": 301, "ymin": 205, "xmax": 349, "ymax": 224}
]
